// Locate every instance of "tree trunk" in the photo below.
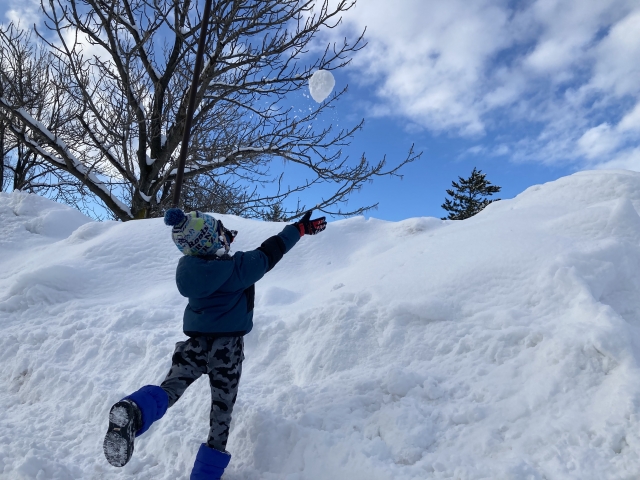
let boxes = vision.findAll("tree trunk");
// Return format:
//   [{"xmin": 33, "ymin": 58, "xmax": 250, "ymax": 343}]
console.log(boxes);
[
  {"xmin": 13, "ymin": 143, "xmax": 25, "ymax": 191},
  {"xmin": 0, "ymin": 80, "xmax": 4, "ymax": 192},
  {"xmin": 0, "ymin": 123, "xmax": 5, "ymax": 192}
]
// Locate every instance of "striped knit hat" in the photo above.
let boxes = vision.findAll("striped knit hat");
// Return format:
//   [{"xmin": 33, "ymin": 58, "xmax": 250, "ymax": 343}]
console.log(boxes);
[{"xmin": 164, "ymin": 208, "xmax": 227, "ymax": 256}]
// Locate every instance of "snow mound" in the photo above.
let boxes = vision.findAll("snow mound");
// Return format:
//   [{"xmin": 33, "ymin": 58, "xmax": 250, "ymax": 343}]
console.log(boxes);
[
  {"xmin": 2, "ymin": 171, "xmax": 640, "ymax": 479},
  {"xmin": 0, "ymin": 191, "xmax": 91, "ymax": 245},
  {"xmin": 309, "ymin": 69, "xmax": 335, "ymax": 102}
]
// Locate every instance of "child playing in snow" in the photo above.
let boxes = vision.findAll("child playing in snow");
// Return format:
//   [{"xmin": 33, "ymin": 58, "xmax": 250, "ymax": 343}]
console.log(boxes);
[{"xmin": 103, "ymin": 208, "xmax": 326, "ymax": 479}]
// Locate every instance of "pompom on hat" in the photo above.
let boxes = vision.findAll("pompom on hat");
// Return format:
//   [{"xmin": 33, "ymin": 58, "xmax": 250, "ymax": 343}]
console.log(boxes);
[{"xmin": 164, "ymin": 208, "xmax": 228, "ymax": 256}]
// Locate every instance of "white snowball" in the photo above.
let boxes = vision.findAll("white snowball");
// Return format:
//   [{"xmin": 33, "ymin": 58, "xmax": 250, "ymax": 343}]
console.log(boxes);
[{"xmin": 309, "ymin": 69, "xmax": 335, "ymax": 103}]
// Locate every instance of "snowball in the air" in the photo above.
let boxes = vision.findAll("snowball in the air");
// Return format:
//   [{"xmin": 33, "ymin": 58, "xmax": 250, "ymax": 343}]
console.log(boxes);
[{"xmin": 309, "ymin": 69, "xmax": 335, "ymax": 103}]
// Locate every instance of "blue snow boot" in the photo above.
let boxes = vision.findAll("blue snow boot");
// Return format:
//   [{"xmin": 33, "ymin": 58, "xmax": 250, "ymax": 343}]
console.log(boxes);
[
  {"xmin": 190, "ymin": 444, "xmax": 231, "ymax": 480},
  {"xmin": 103, "ymin": 385, "xmax": 168, "ymax": 467}
]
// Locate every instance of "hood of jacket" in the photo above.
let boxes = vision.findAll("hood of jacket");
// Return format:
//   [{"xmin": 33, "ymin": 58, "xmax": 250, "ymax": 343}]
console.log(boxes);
[{"xmin": 175, "ymin": 254, "xmax": 235, "ymax": 299}]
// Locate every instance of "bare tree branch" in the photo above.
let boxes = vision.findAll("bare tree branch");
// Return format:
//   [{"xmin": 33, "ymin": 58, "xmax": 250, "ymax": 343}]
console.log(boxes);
[{"xmin": 0, "ymin": 1, "xmax": 419, "ymax": 222}]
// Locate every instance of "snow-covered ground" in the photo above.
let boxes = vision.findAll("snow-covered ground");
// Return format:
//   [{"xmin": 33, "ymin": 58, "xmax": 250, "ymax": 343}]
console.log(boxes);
[{"xmin": 2, "ymin": 170, "xmax": 640, "ymax": 479}]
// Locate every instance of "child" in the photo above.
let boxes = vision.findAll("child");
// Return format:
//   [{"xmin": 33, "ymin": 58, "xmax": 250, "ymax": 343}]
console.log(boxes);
[{"xmin": 103, "ymin": 208, "xmax": 326, "ymax": 479}]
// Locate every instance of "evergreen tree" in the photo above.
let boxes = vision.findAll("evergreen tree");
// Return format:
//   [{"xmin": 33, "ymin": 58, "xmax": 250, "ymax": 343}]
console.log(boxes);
[
  {"xmin": 441, "ymin": 168, "xmax": 501, "ymax": 220},
  {"xmin": 263, "ymin": 203, "xmax": 287, "ymax": 222}
]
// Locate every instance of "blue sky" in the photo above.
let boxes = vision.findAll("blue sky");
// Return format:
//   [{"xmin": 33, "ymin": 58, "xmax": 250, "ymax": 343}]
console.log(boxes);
[{"xmin": 3, "ymin": 0, "xmax": 640, "ymax": 221}]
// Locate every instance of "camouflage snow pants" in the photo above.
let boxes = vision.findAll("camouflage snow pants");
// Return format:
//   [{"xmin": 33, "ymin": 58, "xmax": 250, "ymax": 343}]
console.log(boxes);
[{"xmin": 160, "ymin": 336, "xmax": 244, "ymax": 452}]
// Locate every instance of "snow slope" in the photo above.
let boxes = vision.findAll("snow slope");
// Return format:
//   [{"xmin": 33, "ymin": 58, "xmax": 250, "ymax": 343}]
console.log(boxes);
[{"xmin": 2, "ymin": 170, "xmax": 640, "ymax": 479}]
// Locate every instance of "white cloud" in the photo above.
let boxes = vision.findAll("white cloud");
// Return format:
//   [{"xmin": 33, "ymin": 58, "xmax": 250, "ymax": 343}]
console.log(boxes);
[
  {"xmin": 3, "ymin": 0, "xmax": 41, "ymax": 28},
  {"xmin": 329, "ymin": 0, "xmax": 640, "ymax": 168},
  {"xmin": 593, "ymin": 147, "xmax": 640, "ymax": 171},
  {"xmin": 589, "ymin": 10, "xmax": 640, "ymax": 97},
  {"xmin": 576, "ymin": 101, "xmax": 640, "ymax": 163},
  {"xmin": 494, "ymin": 144, "xmax": 511, "ymax": 156},
  {"xmin": 333, "ymin": 0, "xmax": 511, "ymax": 136},
  {"xmin": 618, "ymin": 103, "xmax": 640, "ymax": 133},
  {"xmin": 577, "ymin": 124, "xmax": 620, "ymax": 159}
]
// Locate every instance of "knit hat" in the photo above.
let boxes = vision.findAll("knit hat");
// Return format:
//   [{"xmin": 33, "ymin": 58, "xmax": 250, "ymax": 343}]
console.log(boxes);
[{"xmin": 164, "ymin": 208, "xmax": 228, "ymax": 256}]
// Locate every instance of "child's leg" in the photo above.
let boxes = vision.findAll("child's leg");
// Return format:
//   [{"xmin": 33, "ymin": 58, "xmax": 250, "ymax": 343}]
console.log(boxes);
[
  {"xmin": 104, "ymin": 386, "xmax": 168, "ymax": 467},
  {"xmin": 160, "ymin": 337, "xmax": 210, "ymax": 407},
  {"xmin": 206, "ymin": 336, "xmax": 244, "ymax": 452}
]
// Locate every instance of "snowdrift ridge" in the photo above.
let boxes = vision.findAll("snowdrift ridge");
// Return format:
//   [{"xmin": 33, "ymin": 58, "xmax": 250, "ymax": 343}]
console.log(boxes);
[{"xmin": 2, "ymin": 170, "xmax": 640, "ymax": 479}]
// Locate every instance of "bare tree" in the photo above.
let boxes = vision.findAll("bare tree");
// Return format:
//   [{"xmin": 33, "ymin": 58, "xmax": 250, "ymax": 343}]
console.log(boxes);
[
  {"xmin": 0, "ymin": 23, "xmax": 104, "ymax": 214},
  {"xmin": 0, "ymin": 24, "xmax": 47, "ymax": 193},
  {"xmin": 0, "ymin": 0, "xmax": 419, "ymax": 221},
  {"xmin": 0, "ymin": 103, "xmax": 11, "ymax": 192}
]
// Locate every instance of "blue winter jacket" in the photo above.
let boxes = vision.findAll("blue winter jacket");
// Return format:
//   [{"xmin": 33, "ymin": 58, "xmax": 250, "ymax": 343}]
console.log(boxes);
[{"xmin": 176, "ymin": 224, "xmax": 301, "ymax": 337}]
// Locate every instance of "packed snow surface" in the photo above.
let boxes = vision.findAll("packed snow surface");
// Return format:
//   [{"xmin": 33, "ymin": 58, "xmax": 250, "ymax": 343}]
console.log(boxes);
[
  {"xmin": 308, "ymin": 69, "xmax": 335, "ymax": 103},
  {"xmin": 3, "ymin": 170, "xmax": 640, "ymax": 479}
]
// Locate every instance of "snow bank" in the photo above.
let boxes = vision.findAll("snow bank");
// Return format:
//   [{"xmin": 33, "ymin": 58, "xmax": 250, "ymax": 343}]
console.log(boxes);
[{"xmin": 2, "ymin": 171, "xmax": 640, "ymax": 479}]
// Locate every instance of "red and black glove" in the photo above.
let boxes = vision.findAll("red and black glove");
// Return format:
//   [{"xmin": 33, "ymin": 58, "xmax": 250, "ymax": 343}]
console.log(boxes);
[{"xmin": 294, "ymin": 210, "xmax": 326, "ymax": 236}]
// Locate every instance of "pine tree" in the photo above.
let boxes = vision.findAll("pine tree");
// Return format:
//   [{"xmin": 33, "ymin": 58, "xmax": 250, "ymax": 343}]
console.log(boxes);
[
  {"xmin": 263, "ymin": 203, "xmax": 287, "ymax": 222},
  {"xmin": 441, "ymin": 168, "xmax": 501, "ymax": 220}
]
